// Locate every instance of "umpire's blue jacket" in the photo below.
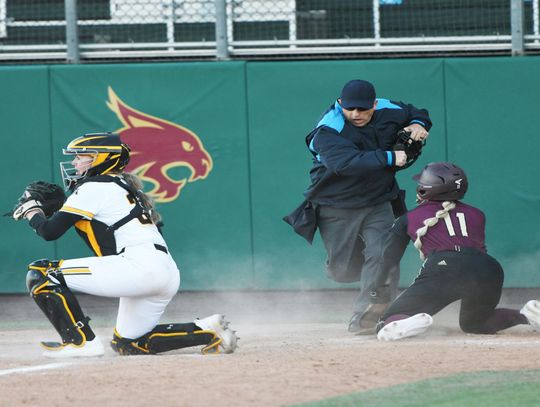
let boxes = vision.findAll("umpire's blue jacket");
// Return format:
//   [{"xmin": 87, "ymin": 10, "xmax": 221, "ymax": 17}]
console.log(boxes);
[{"xmin": 304, "ymin": 99, "xmax": 432, "ymax": 209}]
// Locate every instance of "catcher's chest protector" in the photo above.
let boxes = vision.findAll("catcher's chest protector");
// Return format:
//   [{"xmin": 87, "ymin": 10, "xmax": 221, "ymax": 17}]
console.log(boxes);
[{"xmin": 69, "ymin": 176, "xmax": 153, "ymax": 256}]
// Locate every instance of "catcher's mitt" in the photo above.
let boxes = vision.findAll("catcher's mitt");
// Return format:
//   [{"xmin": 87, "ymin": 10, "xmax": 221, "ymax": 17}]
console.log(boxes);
[
  {"xmin": 392, "ymin": 129, "xmax": 425, "ymax": 171},
  {"xmin": 9, "ymin": 181, "xmax": 66, "ymax": 220}
]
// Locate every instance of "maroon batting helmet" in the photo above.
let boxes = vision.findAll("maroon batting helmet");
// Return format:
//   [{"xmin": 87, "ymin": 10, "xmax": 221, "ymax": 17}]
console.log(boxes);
[{"xmin": 413, "ymin": 162, "xmax": 468, "ymax": 202}]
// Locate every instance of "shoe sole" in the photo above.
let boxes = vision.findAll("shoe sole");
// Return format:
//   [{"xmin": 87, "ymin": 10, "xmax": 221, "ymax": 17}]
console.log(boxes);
[
  {"xmin": 520, "ymin": 300, "xmax": 540, "ymax": 330},
  {"xmin": 43, "ymin": 349, "xmax": 104, "ymax": 358},
  {"xmin": 42, "ymin": 340, "xmax": 105, "ymax": 358},
  {"xmin": 377, "ymin": 313, "xmax": 433, "ymax": 341}
]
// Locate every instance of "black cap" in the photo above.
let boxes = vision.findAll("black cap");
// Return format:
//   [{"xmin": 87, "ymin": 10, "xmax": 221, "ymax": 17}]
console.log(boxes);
[{"xmin": 339, "ymin": 80, "xmax": 376, "ymax": 110}]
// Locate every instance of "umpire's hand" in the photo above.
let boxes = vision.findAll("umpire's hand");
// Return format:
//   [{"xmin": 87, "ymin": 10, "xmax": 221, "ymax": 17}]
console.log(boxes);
[
  {"xmin": 394, "ymin": 151, "xmax": 408, "ymax": 167},
  {"xmin": 403, "ymin": 123, "xmax": 429, "ymax": 142}
]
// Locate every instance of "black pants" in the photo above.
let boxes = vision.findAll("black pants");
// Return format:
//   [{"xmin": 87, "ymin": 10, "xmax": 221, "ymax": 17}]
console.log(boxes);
[{"xmin": 381, "ymin": 250, "xmax": 508, "ymax": 333}]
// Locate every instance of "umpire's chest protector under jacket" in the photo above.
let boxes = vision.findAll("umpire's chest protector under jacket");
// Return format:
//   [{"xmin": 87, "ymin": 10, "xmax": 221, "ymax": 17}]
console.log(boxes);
[{"xmin": 304, "ymin": 100, "xmax": 431, "ymax": 209}]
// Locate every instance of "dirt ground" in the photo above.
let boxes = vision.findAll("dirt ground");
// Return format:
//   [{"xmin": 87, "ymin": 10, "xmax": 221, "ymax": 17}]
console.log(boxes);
[{"xmin": 1, "ymin": 289, "xmax": 540, "ymax": 407}]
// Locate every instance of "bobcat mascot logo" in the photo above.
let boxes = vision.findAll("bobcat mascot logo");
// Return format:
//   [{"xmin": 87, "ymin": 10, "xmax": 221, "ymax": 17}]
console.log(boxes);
[{"xmin": 107, "ymin": 87, "xmax": 213, "ymax": 203}]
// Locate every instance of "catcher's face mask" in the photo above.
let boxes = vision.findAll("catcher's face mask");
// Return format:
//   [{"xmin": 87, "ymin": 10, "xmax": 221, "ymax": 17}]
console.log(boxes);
[{"xmin": 60, "ymin": 152, "xmax": 98, "ymax": 190}]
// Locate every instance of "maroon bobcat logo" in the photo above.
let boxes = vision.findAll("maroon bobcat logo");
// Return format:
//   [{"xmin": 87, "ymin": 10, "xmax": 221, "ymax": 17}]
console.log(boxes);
[{"xmin": 107, "ymin": 87, "xmax": 213, "ymax": 202}]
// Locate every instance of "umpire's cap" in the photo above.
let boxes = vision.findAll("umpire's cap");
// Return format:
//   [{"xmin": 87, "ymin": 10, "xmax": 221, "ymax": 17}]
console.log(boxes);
[{"xmin": 339, "ymin": 80, "xmax": 376, "ymax": 110}]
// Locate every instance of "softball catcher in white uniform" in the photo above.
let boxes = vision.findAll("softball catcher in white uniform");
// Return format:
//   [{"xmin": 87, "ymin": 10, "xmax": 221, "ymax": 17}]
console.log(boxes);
[{"xmin": 13, "ymin": 133, "xmax": 237, "ymax": 358}]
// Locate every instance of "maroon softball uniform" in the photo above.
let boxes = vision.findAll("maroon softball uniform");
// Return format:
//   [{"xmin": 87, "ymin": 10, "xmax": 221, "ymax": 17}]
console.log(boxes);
[{"xmin": 379, "ymin": 200, "xmax": 526, "ymax": 334}]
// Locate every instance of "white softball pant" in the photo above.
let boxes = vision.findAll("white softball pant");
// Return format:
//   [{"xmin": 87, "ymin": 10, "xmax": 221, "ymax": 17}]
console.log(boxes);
[{"xmin": 59, "ymin": 243, "xmax": 181, "ymax": 339}]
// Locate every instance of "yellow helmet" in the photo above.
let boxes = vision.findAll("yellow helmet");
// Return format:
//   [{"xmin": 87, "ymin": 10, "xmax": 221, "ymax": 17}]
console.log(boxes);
[{"xmin": 60, "ymin": 133, "xmax": 131, "ymax": 189}]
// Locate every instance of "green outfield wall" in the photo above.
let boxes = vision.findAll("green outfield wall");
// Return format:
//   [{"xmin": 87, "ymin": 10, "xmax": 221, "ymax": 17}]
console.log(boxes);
[{"xmin": 1, "ymin": 57, "xmax": 539, "ymax": 293}]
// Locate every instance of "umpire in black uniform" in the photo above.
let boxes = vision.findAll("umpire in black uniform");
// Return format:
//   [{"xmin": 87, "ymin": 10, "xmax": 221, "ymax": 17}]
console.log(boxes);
[{"xmin": 286, "ymin": 79, "xmax": 431, "ymax": 333}]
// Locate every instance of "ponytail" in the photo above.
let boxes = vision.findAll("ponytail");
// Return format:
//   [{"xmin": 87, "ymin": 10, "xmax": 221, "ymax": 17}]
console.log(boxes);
[
  {"xmin": 121, "ymin": 173, "xmax": 162, "ymax": 225},
  {"xmin": 413, "ymin": 201, "xmax": 456, "ymax": 260}
]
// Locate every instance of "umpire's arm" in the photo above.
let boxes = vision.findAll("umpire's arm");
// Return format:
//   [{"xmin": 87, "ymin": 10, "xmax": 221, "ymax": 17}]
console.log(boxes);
[{"xmin": 313, "ymin": 130, "xmax": 398, "ymax": 175}]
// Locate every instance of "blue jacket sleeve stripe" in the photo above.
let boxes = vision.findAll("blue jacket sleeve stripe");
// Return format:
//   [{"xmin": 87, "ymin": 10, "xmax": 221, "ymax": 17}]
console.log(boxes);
[
  {"xmin": 386, "ymin": 151, "xmax": 393, "ymax": 166},
  {"xmin": 409, "ymin": 119, "xmax": 426, "ymax": 127}
]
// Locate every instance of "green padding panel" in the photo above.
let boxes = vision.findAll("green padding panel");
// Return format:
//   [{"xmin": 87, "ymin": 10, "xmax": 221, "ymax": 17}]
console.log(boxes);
[
  {"xmin": 49, "ymin": 62, "xmax": 252, "ymax": 290},
  {"xmin": 246, "ymin": 59, "xmax": 446, "ymax": 289},
  {"xmin": 2, "ymin": 56, "xmax": 540, "ymax": 293},
  {"xmin": 445, "ymin": 57, "xmax": 540, "ymax": 286},
  {"xmin": 0, "ymin": 66, "xmax": 55, "ymax": 293}
]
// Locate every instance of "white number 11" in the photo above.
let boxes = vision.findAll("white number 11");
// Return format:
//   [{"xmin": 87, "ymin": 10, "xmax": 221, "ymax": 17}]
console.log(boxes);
[{"xmin": 443, "ymin": 212, "xmax": 469, "ymax": 237}]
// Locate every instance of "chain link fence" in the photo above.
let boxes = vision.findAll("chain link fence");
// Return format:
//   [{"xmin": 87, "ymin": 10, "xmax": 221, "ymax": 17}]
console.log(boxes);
[{"xmin": 1, "ymin": 0, "xmax": 539, "ymax": 62}]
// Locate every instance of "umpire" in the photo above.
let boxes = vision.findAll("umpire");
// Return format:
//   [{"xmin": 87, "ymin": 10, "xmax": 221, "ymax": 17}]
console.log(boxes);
[{"xmin": 286, "ymin": 79, "xmax": 431, "ymax": 334}]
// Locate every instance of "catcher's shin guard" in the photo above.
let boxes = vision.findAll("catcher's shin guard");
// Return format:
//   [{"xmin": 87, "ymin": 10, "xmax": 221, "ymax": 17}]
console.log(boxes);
[
  {"xmin": 26, "ymin": 259, "xmax": 95, "ymax": 347},
  {"xmin": 110, "ymin": 329, "xmax": 149, "ymax": 355},
  {"xmin": 110, "ymin": 323, "xmax": 214, "ymax": 356}
]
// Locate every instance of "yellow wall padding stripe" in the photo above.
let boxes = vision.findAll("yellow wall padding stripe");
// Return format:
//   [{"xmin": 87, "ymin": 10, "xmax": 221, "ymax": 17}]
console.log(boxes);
[
  {"xmin": 75, "ymin": 220, "xmax": 103, "ymax": 257},
  {"xmin": 60, "ymin": 206, "xmax": 95, "ymax": 219}
]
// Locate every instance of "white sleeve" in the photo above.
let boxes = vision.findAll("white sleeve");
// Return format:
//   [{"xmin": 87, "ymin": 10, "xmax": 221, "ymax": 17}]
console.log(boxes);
[{"xmin": 59, "ymin": 183, "xmax": 105, "ymax": 220}]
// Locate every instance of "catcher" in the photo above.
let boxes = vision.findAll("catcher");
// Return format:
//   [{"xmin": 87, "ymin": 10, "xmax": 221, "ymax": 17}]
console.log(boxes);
[
  {"xmin": 376, "ymin": 162, "xmax": 540, "ymax": 340},
  {"xmin": 11, "ymin": 132, "xmax": 238, "ymax": 358},
  {"xmin": 284, "ymin": 79, "xmax": 430, "ymax": 334}
]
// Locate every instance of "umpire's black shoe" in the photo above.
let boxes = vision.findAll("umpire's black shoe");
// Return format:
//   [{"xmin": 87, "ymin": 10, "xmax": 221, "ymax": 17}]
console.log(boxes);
[{"xmin": 348, "ymin": 303, "xmax": 388, "ymax": 335}]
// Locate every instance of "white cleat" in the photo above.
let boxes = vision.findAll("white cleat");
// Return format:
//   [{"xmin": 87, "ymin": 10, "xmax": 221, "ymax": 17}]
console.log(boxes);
[
  {"xmin": 42, "ymin": 336, "xmax": 105, "ymax": 358},
  {"xmin": 520, "ymin": 300, "xmax": 540, "ymax": 330},
  {"xmin": 377, "ymin": 313, "xmax": 433, "ymax": 341},
  {"xmin": 195, "ymin": 314, "xmax": 238, "ymax": 354}
]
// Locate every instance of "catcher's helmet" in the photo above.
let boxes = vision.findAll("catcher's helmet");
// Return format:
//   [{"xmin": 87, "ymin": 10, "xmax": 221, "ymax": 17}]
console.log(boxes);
[
  {"xmin": 413, "ymin": 162, "xmax": 468, "ymax": 202},
  {"xmin": 60, "ymin": 133, "xmax": 131, "ymax": 189}
]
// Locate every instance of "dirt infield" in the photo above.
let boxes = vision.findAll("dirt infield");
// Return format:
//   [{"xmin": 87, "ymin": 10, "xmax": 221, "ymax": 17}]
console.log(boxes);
[{"xmin": 1, "ymin": 289, "xmax": 540, "ymax": 406}]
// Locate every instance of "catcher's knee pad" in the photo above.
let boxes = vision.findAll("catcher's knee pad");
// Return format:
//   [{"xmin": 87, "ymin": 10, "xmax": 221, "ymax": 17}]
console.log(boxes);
[
  {"xmin": 111, "ymin": 323, "xmax": 214, "ymax": 356},
  {"xmin": 26, "ymin": 259, "xmax": 95, "ymax": 346},
  {"xmin": 26, "ymin": 259, "xmax": 62, "ymax": 291}
]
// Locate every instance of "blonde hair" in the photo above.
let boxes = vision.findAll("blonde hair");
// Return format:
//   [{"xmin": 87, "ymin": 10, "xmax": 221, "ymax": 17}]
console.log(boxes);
[
  {"xmin": 413, "ymin": 201, "xmax": 456, "ymax": 260},
  {"xmin": 121, "ymin": 172, "xmax": 162, "ymax": 225}
]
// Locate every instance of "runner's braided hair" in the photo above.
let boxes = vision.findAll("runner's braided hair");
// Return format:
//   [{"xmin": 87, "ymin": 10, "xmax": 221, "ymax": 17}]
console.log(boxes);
[
  {"xmin": 413, "ymin": 201, "xmax": 456, "ymax": 260},
  {"xmin": 122, "ymin": 172, "xmax": 162, "ymax": 225}
]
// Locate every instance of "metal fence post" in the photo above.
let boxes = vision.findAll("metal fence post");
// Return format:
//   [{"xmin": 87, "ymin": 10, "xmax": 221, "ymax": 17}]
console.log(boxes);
[
  {"xmin": 372, "ymin": 0, "xmax": 381, "ymax": 47},
  {"xmin": 215, "ymin": 0, "xmax": 229, "ymax": 60},
  {"xmin": 511, "ymin": 0, "xmax": 524, "ymax": 56},
  {"xmin": 65, "ymin": 0, "xmax": 80, "ymax": 63},
  {"xmin": 534, "ymin": 0, "xmax": 540, "ymax": 44}
]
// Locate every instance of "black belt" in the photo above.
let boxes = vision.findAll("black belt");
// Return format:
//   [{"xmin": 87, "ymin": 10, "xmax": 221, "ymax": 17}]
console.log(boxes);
[
  {"xmin": 117, "ymin": 244, "xmax": 168, "ymax": 255},
  {"xmin": 431, "ymin": 246, "xmax": 482, "ymax": 256}
]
